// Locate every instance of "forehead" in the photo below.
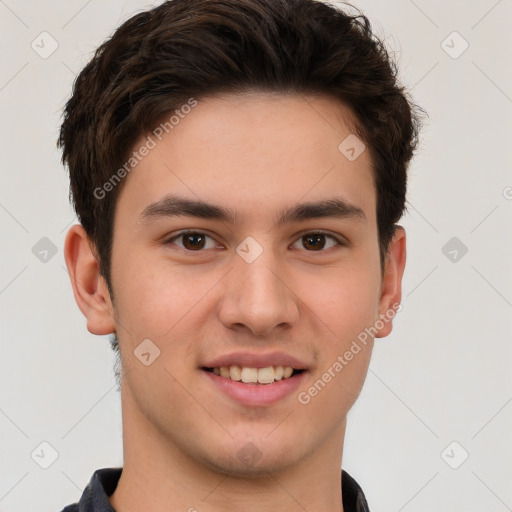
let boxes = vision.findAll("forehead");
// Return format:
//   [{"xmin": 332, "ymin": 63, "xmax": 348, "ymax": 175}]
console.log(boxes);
[{"xmin": 114, "ymin": 91, "xmax": 376, "ymax": 229}]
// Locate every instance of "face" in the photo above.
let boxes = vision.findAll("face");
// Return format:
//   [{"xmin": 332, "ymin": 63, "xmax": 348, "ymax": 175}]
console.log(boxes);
[{"xmin": 82, "ymin": 91, "xmax": 404, "ymax": 476}]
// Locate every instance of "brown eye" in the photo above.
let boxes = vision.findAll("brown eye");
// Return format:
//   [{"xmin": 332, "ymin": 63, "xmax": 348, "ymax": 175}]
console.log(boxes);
[
  {"xmin": 292, "ymin": 232, "xmax": 342, "ymax": 252},
  {"xmin": 182, "ymin": 233, "xmax": 206, "ymax": 250},
  {"xmin": 167, "ymin": 232, "xmax": 217, "ymax": 251}
]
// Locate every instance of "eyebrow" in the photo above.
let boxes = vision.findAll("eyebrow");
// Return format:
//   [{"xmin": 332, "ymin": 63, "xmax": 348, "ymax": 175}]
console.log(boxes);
[{"xmin": 138, "ymin": 194, "xmax": 366, "ymax": 226}]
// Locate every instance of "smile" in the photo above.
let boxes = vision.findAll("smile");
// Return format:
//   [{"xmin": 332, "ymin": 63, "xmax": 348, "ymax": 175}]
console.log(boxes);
[
  {"xmin": 203, "ymin": 365, "xmax": 304, "ymax": 384},
  {"xmin": 201, "ymin": 366, "xmax": 307, "ymax": 406}
]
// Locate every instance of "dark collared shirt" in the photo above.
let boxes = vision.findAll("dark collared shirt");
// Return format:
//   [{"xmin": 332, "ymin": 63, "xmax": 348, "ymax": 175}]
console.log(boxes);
[{"xmin": 59, "ymin": 467, "xmax": 370, "ymax": 512}]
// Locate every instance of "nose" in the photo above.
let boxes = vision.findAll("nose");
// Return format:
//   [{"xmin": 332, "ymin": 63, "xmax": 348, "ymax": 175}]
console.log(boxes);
[{"xmin": 217, "ymin": 247, "xmax": 300, "ymax": 337}]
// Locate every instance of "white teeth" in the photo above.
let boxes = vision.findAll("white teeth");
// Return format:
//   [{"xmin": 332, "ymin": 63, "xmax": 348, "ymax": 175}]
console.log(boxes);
[
  {"xmin": 241, "ymin": 367, "xmax": 258, "ymax": 383},
  {"xmin": 257, "ymin": 366, "xmax": 275, "ymax": 384},
  {"xmin": 283, "ymin": 366, "xmax": 293, "ymax": 379},
  {"xmin": 209, "ymin": 365, "xmax": 298, "ymax": 384},
  {"xmin": 229, "ymin": 365, "xmax": 242, "ymax": 381}
]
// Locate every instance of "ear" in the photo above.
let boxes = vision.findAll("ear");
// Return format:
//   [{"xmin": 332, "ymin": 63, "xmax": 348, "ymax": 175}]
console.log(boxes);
[
  {"xmin": 375, "ymin": 226, "xmax": 406, "ymax": 338},
  {"xmin": 64, "ymin": 224, "xmax": 116, "ymax": 335}
]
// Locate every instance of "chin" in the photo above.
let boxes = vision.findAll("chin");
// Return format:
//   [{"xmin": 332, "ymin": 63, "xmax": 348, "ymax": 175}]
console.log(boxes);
[
  {"xmin": 200, "ymin": 434, "xmax": 305, "ymax": 477},
  {"xmin": 204, "ymin": 451, "xmax": 296, "ymax": 478}
]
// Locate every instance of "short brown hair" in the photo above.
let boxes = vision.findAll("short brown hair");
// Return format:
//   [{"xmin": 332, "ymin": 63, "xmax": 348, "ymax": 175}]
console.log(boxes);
[{"xmin": 58, "ymin": 0, "xmax": 423, "ymax": 293}]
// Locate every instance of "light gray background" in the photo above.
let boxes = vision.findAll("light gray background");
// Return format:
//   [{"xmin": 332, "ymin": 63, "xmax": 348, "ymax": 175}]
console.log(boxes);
[{"xmin": 1, "ymin": 1, "xmax": 511, "ymax": 511}]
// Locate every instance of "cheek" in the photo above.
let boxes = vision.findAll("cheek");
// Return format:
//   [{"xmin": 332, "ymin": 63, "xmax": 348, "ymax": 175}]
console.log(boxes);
[
  {"xmin": 297, "ymin": 262, "xmax": 381, "ymax": 342},
  {"xmin": 302, "ymin": 344, "xmax": 373, "ymax": 426},
  {"xmin": 297, "ymin": 277, "xmax": 377, "ymax": 416},
  {"xmin": 293, "ymin": 263, "xmax": 378, "ymax": 407},
  {"xmin": 111, "ymin": 256, "xmax": 222, "ymax": 342}
]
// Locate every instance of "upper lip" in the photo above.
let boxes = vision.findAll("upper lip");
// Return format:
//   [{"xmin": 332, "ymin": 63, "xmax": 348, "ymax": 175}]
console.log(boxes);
[{"xmin": 202, "ymin": 351, "xmax": 309, "ymax": 370}]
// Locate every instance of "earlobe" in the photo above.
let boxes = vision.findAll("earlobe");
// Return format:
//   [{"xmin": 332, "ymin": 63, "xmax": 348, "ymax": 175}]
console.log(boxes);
[
  {"xmin": 64, "ymin": 224, "xmax": 116, "ymax": 336},
  {"xmin": 375, "ymin": 226, "xmax": 406, "ymax": 338}
]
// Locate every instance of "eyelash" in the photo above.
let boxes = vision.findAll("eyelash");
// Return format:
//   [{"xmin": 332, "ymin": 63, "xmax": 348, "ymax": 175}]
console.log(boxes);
[{"xmin": 164, "ymin": 230, "xmax": 346, "ymax": 254}]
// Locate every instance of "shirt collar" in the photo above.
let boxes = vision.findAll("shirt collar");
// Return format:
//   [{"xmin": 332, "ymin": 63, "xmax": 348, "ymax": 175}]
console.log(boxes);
[{"xmin": 67, "ymin": 466, "xmax": 370, "ymax": 512}]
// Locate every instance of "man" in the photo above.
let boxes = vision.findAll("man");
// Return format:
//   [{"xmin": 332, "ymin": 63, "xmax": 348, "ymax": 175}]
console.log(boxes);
[{"xmin": 58, "ymin": 0, "xmax": 422, "ymax": 510}]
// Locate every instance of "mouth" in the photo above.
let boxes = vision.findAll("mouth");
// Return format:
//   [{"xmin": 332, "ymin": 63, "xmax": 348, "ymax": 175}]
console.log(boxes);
[
  {"xmin": 201, "ymin": 364, "xmax": 308, "ymax": 406},
  {"xmin": 202, "ymin": 365, "xmax": 305, "ymax": 385}
]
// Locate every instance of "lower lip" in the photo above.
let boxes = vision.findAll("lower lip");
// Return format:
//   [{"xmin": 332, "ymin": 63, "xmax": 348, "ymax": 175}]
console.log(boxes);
[{"xmin": 202, "ymin": 369, "xmax": 307, "ymax": 406}]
